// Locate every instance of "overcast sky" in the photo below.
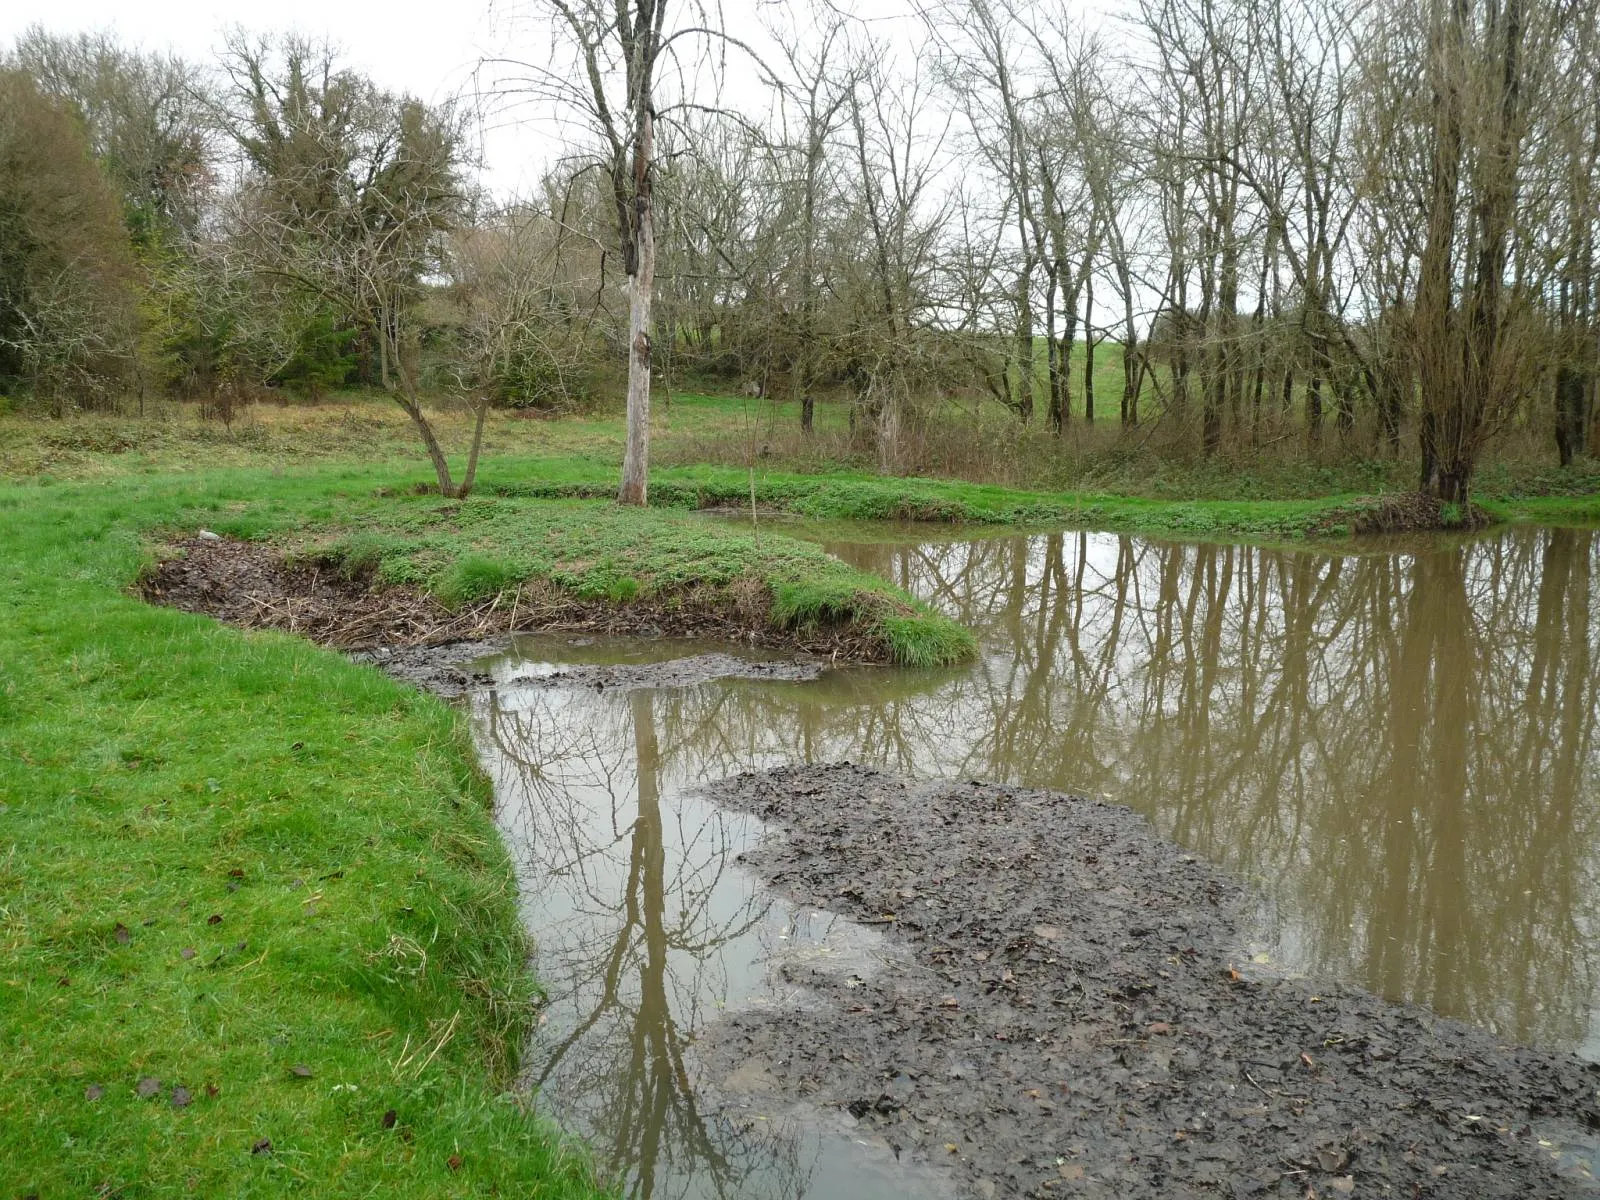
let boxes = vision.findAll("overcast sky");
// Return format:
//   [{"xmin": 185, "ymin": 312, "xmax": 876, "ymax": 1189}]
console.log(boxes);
[
  {"xmin": 0, "ymin": 0, "xmax": 570, "ymax": 194},
  {"xmin": 0, "ymin": 0, "xmax": 935, "ymax": 198}
]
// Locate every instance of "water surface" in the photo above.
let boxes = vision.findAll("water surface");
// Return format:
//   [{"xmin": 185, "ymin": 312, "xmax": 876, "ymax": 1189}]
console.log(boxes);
[{"xmin": 472, "ymin": 525, "xmax": 1600, "ymax": 1198}]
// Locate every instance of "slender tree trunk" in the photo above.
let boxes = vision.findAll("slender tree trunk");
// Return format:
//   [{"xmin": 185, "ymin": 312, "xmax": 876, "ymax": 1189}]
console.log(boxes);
[
  {"xmin": 1046, "ymin": 262, "xmax": 1063, "ymax": 433},
  {"xmin": 458, "ymin": 396, "xmax": 490, "ymax": 499},
  {"xmin": 1014, "ymin": 255, "xmax": 1035, "ymax": 423},
  {"xmin": 1556, "ymin": 366, "xmax": 1587, "ymax": 466},
  {"xmin": 1083, "ymin": 274, "xmax": 1096, "ymax": 425},
  {"xmin": 619, "ymin": 110, "xmax": 656, "ymax": 506}
]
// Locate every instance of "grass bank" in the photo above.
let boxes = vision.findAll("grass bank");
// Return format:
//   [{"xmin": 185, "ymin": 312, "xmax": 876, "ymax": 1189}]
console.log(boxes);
[
  {"xmin": 8, "ymin": 393, "xmax": 1596, "ymax": 541},
  {"xmin": 0, "ymin": 470, "xmax": 624, "ymax": 1197},
  {"xmin": 161, "ymin": 488, "xmax": 976, "ymax": 669}
]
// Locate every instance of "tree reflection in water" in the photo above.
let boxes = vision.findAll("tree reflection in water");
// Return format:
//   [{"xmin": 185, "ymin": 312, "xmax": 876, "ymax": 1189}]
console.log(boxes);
[
  {"xmin": 476, "ymin": 683, "xmax": 810, "ymax": 1200},
  {"xmin": 816, "ymin": 528, "xmax": 1600, "ymax": 1050}
]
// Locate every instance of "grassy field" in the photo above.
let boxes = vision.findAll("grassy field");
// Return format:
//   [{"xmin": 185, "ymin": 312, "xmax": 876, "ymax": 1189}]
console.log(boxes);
[{"xmin": 5, "ymin": 388, "xmax": 1598, "ymax": 518}]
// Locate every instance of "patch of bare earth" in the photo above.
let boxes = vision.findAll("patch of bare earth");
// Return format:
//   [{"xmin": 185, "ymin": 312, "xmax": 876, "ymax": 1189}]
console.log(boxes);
[
  {"xmin": 139, "ymin": 536, "xmax": 886, "ymax": 664},
  {"xmin": 697, "ymin": 764, "xmax": 1600, "ymax": 1199},
  {"xmin": 1308, "ymin": 492, "xmax": 1492, "ymax": 537}
]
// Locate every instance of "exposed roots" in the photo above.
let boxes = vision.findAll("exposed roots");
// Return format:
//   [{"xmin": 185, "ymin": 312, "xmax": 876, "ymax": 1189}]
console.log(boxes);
[
  {"xmin": 1307, "ymin": 491, "xmax": 1493, "ymax": 537},
  {"xmin": 139, "ymin": 537, "xmax": 887, "ymax": 662}
]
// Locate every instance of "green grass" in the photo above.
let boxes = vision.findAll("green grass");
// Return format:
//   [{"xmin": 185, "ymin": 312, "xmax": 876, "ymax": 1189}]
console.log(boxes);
[
  {"xmin": 299, "ymin": 492, "xmax": 975, "ymax": 668},
  {"xmin": 0, "ymin": 460, "xmax": 975, "ymax": 1191},
  {"xmin": 0, "ymin": 471, "xmax": 620, "ymax": 1198}
]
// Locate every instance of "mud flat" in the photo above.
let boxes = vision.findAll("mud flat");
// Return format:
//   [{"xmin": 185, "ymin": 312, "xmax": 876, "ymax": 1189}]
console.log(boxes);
[{"xmin": 696, "ymin": 764, "xmax": 1600, "ymax": 1198}]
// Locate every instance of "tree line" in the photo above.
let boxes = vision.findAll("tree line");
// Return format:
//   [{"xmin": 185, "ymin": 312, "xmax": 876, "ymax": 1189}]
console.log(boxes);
[{"xmin": 4, "ymin": 0, "xmax": 1598, "ymax": 502}]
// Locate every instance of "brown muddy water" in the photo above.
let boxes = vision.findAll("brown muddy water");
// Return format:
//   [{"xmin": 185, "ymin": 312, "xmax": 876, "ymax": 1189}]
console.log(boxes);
[{"xmin": 468, "ymin": 524, "xmax": 1600, "ymax": 1198}]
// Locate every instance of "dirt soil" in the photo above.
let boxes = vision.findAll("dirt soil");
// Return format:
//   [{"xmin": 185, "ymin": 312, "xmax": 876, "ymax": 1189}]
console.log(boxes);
[
  {"xmin": 140, "ymin": 536, "xmax": 887, "ymax": 667},
  {"xmin": 1307, "ymin": 492, "xmax": 1492, "ymax": 537},
  {"xmin": 696, "ymin": 764, "xmax": 1600, "ymax": 1199}
]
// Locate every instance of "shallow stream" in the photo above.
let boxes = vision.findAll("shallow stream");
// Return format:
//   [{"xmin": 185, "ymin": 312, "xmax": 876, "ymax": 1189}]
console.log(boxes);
[{"xmin": 468, "ymin": 523, "xmax": 1600, "ymax": 1198}]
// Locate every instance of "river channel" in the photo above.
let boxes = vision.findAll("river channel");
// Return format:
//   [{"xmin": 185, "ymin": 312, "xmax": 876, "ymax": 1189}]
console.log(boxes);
[{"xmin": 466, "ymin": 523, "xmax": 1600, "ymax": 1198}]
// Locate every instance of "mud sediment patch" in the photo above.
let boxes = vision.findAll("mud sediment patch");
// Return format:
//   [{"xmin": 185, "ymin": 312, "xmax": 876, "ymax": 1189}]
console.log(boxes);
[
  {"xmin": 140, "ymin": 537, "xmax": 885, "ymax": 666},
  {"xmin": 697, "ymin": 763, "xmax": 1600, "ymax": 1198}
]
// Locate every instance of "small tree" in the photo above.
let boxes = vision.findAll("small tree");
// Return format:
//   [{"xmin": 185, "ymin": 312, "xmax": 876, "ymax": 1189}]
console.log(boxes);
[{"xmin": 217, "ymin": 37, "xmax": 486, "ymax": 496}]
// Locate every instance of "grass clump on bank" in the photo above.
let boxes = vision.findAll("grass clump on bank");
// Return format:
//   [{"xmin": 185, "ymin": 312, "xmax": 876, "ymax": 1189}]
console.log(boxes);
[
  {"xmin": 0, "ymin": 475, "xmax": 608, "ymax": 1197},
  {"xmin": 305, "ymin": 493, "xmax": 976, "ymax": 668}
]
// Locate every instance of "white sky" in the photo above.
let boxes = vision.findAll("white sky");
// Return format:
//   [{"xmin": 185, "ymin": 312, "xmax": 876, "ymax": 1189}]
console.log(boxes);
[
  {"xmin": 0, "ymin": 0, "xmax": 568, "ymax": 195},
  {"xmin": 0, "ymin": 0, "xmax": 934, "ymax": 198}
]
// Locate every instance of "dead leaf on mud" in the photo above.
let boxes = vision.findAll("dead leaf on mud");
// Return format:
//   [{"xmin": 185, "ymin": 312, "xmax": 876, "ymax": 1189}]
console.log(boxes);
[
  {"xmin": 207, "ymin": 914, "xmax": 223, "ymax": 926},
  {"xmin": 136, "ymin": 1077, "xmax": 161, "ymax": 1099},
  {"xmin": 205, "ymin": 1084, "xmax": 220, "ymax": 1099},
  {"xmin": 447, "ymin": 1154, "xmax": 463, "ymax": 1171}
]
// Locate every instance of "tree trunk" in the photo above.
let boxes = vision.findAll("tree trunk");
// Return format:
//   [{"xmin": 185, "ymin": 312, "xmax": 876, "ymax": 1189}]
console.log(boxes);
[
  {"xmin": 1014, "ymin": 256, "xmax": 1035, "ymax": 423},
  {"xmin": 458, "ymin": 396, "xmax": 490, "ymax": 499},
  {"xmin": 1083, "ymin": 274, "xmax": 1095, "ymax": 425},
  {"xmin": 619, "ymin": 110, "xmax": 656, "ymax": 507},
  {"xmin": 1046, "ymin": 262, "xmax": 1063, "ymax": 433},
  {"xmin": 1556, "ymin": 365, "xmax": 1587, "ymax": 466}
]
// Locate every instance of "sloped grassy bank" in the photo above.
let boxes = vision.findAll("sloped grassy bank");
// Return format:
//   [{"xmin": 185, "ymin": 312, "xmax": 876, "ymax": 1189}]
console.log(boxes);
[
  {"xmin": 0, "ymin": 465, "xmax": 972, "ymax": 1196},
  {"xmin": 0, "ymin": 471, "xmax": 617, "ymax": 1197},
  {"xmin": 144, "ymin": 496, "xmax": 976, "ymax": 669},
  {"xmin": 285, "ymin": 495, "xmax": 975, "ymax": 668}
]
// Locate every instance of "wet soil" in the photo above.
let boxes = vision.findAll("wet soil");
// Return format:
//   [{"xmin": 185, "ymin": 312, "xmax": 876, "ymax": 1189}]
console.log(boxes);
[
  {"xmin": 353, "ymin": 644, "xmax": 828, "ymax": 698},
  {"xmin": 697, "ymin": 764, "xmax": 1600, "ymax": 1199},
  {"xmin": 139, "ymin": 536, "xmax": 885, "ymax": 669},
  {"xmin": 1307, "ymin": 492, "xmax": 1492, "ymax": 537}
]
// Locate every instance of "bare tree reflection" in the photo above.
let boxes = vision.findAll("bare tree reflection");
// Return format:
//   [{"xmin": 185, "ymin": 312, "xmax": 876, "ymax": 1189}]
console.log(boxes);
[
  {"xmin": 640, "ymin": 529, "xmax": 1600, "ymax": 1049},
  {"xmin": 475, "ymin": 684, "xmax": 808, "ymax": 1200}
]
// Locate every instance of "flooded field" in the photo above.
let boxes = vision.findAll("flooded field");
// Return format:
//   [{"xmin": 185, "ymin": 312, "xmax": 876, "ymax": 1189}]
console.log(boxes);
[{"xmin": 469, "ymin": 525, "xmax": 1600, "ymax": 1197}]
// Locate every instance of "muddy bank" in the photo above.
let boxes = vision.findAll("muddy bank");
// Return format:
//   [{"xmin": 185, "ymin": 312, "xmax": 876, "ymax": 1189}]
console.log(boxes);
[
  {"xmin": 1307, "ymin": 492, "xmax": 1492, "ymax": 537},
  {"xmin": 140, "ymin": 536, "xmax": 888, "ymax": 669},
  {"xmin": 354, "ymin": 643, "xmax": 826, "ymax": 698},
  {"xmin": 697, "ymin": 764, "xmax": 1599, "ymax": 1199}
]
